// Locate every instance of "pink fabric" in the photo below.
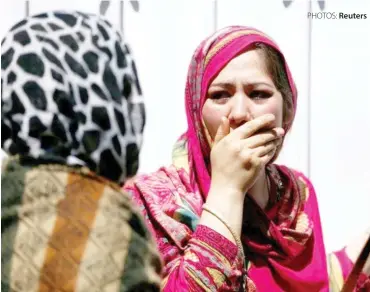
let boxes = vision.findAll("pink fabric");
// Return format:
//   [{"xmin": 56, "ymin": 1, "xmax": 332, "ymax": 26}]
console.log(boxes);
[
  {"xmin": 244, "ymin": 168, "xmax": 328, "ymax": 291},
  {"xmin": 334, "ymin": 248, "xmax": 370, "ymax": 291},
  {"xmin": 124, "ymin": 26, "xmax": 365, "ymax": 291},
  {"xmin": 184, "ymin": 26, "xmax": 297, "ymax": 200},
  {"xmin": 181, "ymin": 27, "xmax": 330, "ymax": 289},
  {"xmin": 125, "ymin": 166, "xmax": 248, "ymax": 291},
  {"xmin": 125, "ymin": 163, "xmax": 330, "ymax": 291},
  {"xmin": 335, "ymin": 248, "xmax": 356, "ymax": 281}
]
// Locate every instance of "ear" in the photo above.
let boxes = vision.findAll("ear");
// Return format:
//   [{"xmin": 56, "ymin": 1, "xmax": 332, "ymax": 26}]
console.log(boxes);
[{"xmin": 283, "ymin": 101, "xmax": 294, "ymax": 132}]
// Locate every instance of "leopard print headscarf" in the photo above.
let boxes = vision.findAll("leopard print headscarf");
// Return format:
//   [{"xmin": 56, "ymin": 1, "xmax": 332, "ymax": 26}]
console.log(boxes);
[{"xmin": 1, "ymin": 11, "xmax": 145, "ymax": 184}]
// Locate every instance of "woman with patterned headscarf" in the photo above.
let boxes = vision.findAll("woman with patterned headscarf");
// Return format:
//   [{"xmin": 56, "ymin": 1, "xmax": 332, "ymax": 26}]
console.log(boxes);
[
  {"xmin": 124, "ymin": 26, "xmax": 370, "ymax": 291},
  {"xmin": 1, "ymin": 11, "xmax": 161, "ymax": 291}
]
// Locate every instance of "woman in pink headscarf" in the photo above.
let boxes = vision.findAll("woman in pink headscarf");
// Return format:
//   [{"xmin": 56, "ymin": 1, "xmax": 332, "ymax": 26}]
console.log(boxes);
[{"xmin": 124, "ymin": 26, "xmax": 370, "ymax": 291}]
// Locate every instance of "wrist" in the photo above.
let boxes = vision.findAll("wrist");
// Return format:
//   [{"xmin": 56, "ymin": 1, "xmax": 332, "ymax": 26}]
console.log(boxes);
[
  {"xmin": 208, "ymin": 183, "xmax": 245, "ymax": 201},
  {"xmin": 206, "ymin": 185, "xmax": 245, "ymax": 219},
  {"xmin": 202, "ymin": 186, "xmax": 245, "ymax": 249}
]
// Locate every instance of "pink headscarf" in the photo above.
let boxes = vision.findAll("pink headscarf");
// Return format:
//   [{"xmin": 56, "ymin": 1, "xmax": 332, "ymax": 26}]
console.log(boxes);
[
  {"xmin": 126, "ymin": 25, "xmax": 331, "ymax": 291},
  {"xmin": 175, "ymin": 26, "xmax": 328, "ymax": 291},
  {"xmin": 182, "ymin": 26, "xmax": 297, "ymax": 200}
]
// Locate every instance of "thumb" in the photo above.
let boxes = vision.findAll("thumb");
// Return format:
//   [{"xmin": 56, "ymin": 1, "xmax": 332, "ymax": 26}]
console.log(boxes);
[{"xmin": 214, "ymin": 117, "xmax": 230, "ymax": 144}]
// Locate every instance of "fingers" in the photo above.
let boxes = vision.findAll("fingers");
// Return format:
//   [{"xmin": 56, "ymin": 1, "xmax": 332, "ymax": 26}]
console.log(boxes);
[
  {"xmin": 240, "ymin": 139, "xmax": 280, "ymax": 167},
  {"xmin": 259, "ymin": 147, "xmax": 277, "ymax": 165},
  {"xmin": 214, "ymin": 117, "xmax": 230, "ymax": 144},
  {"xmin": 243, "ymin": 128, "xmax": 285, "ymax": 149},
  {"xmin": 254, "ymin": 139, "xmax": 280, "ymax": 157},
  {"xmin": 232, "ymin": 114, "xmax": 276, "ymax": 139}
]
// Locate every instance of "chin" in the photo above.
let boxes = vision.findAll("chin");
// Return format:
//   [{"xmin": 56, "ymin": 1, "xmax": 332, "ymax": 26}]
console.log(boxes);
[{"xmin": 269, "ymin": 143, "xmax": 283, "ymax": 165}]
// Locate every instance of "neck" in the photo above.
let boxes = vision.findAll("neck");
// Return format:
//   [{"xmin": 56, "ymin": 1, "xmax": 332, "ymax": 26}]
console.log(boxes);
[{"xmin": 248, "ymin": 168, "xmax": 269, "ymax": 209}]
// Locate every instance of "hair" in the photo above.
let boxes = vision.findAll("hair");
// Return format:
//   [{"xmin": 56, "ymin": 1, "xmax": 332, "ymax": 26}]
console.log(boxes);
[
  {"xmin": 253, "ymin": 43, "xmax": 295, "ymax": 162},
  {"xmin": 254, "ymin": 43, "xmax": 294, "ymax": 130}
]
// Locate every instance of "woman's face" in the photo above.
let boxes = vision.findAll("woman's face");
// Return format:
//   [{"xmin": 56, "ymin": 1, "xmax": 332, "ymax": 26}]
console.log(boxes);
[{"xmin": 202, "ymin": 49, "xmax": 284, "ymax": 144}]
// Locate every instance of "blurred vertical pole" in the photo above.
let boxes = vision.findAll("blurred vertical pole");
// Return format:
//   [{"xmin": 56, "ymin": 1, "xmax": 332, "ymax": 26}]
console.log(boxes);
[
  {"xmin": 307, "ymin": 0, "xmax": 312, "ymax": 177},
  {"xmin": 213, "ymin": 0, "xmax": 218, "ymax": 31},
  {"xmin": 25, "ymin": 0, "xmax": 30, "ymax": 16},
  {"xmin": 120, "ymin": 0, "xmax": 124, "ymax": 38}
]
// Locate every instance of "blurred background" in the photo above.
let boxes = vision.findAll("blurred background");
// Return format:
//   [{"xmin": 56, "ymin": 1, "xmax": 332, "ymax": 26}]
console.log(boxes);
[{"xmin": 1, "ymin": 0, "xmax": 369, "ymax": 253}]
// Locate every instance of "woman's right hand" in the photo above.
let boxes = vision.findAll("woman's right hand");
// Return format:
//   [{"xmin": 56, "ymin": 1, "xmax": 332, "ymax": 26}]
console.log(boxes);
[{"xmin": 209, "ymin": 114, "xmax": 285, "ymax": 198}]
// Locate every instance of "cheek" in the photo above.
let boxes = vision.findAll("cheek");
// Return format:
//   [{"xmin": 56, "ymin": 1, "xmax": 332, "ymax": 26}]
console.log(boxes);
[
  {"xmin": 255, "ymin": 98, "xmax": 284, "ymax": 127},
  {"xmin": 201, "ymin": 101, "xmax": 229, "ymax": 140},
  {"xmin": 272, "ymin": 99, "xmax": 284, "ymax": 127}
]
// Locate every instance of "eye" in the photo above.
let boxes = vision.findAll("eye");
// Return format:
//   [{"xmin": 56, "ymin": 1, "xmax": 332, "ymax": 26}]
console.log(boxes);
[
  {"xmin": 209, "ymin": 91, "xmax": 231, "ymax": 101},
  {"xmin": 249, "ymin": 90, "xmax": 272, "ymax": 100}
]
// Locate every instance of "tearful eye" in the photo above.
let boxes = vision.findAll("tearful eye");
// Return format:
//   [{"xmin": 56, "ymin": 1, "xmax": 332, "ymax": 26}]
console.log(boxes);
[
  {"xmin": 209, "ymin": 91, "xmax": 231, "ymax": 101},
  {"xmin": 250, "ymin": 90, "xmax": 272, "ymax": 100}
]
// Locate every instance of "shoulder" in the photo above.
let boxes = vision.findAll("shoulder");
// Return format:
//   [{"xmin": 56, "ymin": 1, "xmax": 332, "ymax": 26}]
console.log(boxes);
[
  {"xmin": 123, "ymin": 165, "xmax": 203, "ymax": 230},
  {"xmin": 124, "ymin": 165, "xmax": 194, "ymax": 196}
]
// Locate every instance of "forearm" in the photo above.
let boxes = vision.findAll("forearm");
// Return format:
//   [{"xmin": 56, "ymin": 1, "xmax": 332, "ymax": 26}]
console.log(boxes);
[
  {"xmin": 198, "ymin": 185, "xmax": 245, "ymax": 245},
  {"xmin": 126, "ymin": 183, "xmax": 246, "ymax": 291}
]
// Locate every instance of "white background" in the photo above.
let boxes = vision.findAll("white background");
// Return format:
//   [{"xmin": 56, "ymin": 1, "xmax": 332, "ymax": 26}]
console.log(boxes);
[{"xmin": 1, "ymin": 0, "xmax": 369, "ymax": 252}]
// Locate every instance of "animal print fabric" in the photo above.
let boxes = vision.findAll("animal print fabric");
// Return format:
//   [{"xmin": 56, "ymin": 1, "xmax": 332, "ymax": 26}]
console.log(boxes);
[{"xmin": 1, "ymin": 11, "xmax": 145, "ymax": 184}]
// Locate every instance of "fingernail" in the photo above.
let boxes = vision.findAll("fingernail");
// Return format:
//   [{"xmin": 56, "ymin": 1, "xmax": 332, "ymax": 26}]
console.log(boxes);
[
  {"xmin": 277, "ymin": 128, "xmax": 285, "ymax": 136},
  {"xmin": 267, "ymin": 114, "xmax": 275, "ymax": 120}
]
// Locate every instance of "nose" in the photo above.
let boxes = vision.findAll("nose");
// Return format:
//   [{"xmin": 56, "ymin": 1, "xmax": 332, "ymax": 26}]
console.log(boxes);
[{"xmin": 228, "ymin": 93, "xmax": 253, "ymax": 128}]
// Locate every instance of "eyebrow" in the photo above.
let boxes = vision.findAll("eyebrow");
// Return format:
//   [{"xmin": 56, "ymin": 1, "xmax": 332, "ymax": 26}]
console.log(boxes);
[{"xmin": 210, "ymin": 81, "xmax": 274, "ymax": 89}]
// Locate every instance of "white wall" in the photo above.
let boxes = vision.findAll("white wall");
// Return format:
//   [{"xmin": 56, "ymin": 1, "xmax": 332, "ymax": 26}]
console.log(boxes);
[
  {"xmin": 310, "ymin": 0, "xmax": 370, "ymax": 251},
  {"xmin": 1, "ymin": 0, "xmax": 369, "ymax": 252}
]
